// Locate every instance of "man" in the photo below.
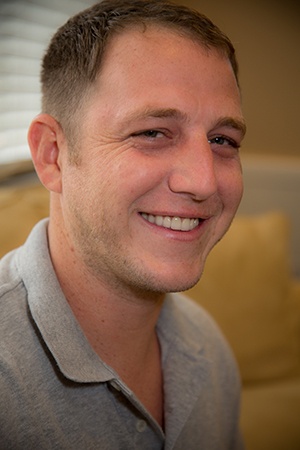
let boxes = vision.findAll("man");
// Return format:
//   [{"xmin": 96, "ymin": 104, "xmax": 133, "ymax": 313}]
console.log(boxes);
[{"xmin": 0, "ymin": 0, "xmax": 246, "ymax": 448}]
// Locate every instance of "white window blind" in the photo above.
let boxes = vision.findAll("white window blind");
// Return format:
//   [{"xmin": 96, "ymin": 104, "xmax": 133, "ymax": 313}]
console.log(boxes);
[{"xmin": 0, "ymin": 0, "xmax": 93, "ymax": 166}]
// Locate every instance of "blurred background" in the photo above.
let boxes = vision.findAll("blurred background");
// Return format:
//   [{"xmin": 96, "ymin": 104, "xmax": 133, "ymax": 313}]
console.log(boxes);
[
  {"xmin": 178, "ymin": 0, "xmax": 300, "ymax": 159},
  {"xmin": 0, "ymin": 0, "xmax": 299, "ymax": 163},
  {"xmin": 0, "ymin": 0, "xmax": 94, "ymax": 165}
]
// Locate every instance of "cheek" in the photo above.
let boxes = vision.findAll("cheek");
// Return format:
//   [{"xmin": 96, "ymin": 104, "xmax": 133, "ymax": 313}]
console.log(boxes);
[
  {"xmin": 115, "ymin": 155, "xmax": 167, "ymax": 200},
  {"xmin": 218, "ymin": 163, "xmax": 243, "ymax": 212}
]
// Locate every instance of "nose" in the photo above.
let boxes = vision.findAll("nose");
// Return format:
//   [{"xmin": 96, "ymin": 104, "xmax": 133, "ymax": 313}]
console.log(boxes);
[{"xmin": 168, "ymin": 136, "xmax": 218, "ymax": 201}]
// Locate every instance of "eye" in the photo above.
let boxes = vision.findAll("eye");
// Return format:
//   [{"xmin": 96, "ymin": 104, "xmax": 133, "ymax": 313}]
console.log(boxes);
[
  {"xmin": 130, "ymin": 128, "xmax": 172, "ymax": 152},
  {"xmin": 208, "ymin": 135, "xmax": 239, "ymax": 148},
  {"xmin": 132, "ymin": 129, "xmax": 165, "ymax": 139}
]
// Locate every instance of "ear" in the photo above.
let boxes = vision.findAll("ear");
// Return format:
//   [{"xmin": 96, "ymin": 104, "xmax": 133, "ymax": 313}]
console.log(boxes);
[{"xmin": 27, "ymin": 114, "xmax": 66, "ymax": 193}]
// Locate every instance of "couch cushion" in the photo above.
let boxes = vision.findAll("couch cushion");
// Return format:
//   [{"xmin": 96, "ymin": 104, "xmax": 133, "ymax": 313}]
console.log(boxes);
[
  {"xmin": 241, "ymin": 377, "xmax": 300, "ymax": 450},
  {"xmin": 0, "ymin": 183, "xmax": 49, "ymax": 257},
  {"xmin": 186, "ymin": 211, "xmax": 300, "ymax": 383}
]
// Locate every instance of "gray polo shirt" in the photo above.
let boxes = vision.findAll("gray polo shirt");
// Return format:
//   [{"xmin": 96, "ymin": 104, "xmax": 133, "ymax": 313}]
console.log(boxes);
[{"xmin": 0, "ymin": 220, "xmax": 243, "ymax": 449}]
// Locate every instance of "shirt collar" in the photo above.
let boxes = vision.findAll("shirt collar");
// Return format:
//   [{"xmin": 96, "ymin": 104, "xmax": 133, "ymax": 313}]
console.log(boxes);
[
  {"xmin": 17, "ymin": 219, "xmax": 207, "ymax": 386},
  {"xmin": 17, "ymin": 219, "xmax": 116, "ymax": 383}
]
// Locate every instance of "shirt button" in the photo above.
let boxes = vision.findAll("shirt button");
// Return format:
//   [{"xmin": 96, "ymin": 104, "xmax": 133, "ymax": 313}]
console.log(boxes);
[{"xmin": 136, "ymin": 419, "xmax": 147, "ymax": 433}]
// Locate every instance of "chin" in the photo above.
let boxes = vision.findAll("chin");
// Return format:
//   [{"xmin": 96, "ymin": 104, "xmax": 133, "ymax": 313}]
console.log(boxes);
[
  {"xmin": 148, "ymin": 268, "xmax": 204, "ymax": 295},
  {"xmin": 167, "ymin": 277, "xmax": 202, "ymax": 294}
]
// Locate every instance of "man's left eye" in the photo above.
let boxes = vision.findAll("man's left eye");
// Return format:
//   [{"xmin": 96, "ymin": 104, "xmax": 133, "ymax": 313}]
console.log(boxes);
[{"xmin": 208, "ymin": 136, "xmax": 238, "ymax": 148}]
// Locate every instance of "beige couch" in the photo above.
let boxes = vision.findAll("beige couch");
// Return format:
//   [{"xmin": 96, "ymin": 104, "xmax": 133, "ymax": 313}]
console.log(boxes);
[
  {"xmin": 1, "ymin": 181, "xmax": 300, "ymax": 450},
  {"xmin": 187, "ymin": 212, "xmax": 300, "ymax": 450}
]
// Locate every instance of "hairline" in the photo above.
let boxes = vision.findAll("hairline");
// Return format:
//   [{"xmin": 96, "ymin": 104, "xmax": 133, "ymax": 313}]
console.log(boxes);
[{"xmin": 64, "ymin": 21, "xmax": 238, "ymax": 160}]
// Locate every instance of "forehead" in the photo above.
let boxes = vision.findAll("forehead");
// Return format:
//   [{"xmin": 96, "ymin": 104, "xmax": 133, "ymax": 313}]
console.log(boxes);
[
  {"xmin": 98, "ymin": 24, "xmax": 236, "ymax": 88},
  {"xmin": 96, "ymin": 25, "xmax": 239, "ymax": 96},
  {"xmin": 102, "ymin": 23, "xmax": 223, "ymax": 65},
  {"xmin": 83, "ymin": 25, "xmax": 243, "ymax": 132}
]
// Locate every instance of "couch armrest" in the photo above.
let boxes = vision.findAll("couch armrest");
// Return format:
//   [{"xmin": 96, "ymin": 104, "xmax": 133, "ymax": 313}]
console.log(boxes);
[
  {"xmin": 290, "ymin": 280, "xmax": 300, "ymax": 362},
  {"xmin": 291, "ymin": 280, "xmax": 300, "ymax": 306}
]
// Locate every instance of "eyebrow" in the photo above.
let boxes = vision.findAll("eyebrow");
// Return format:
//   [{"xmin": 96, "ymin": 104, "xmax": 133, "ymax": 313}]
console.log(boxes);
[
  {"xmin": 124, "ymin": 107, "xmax": 189, "ymax": 124},
  {"xmin": 124, "ymin": 107, "xmax": 246, "ymax": 137},
  {"xmin": 214, "ymin": 117, "xmax": 247, "ymax": 138}
]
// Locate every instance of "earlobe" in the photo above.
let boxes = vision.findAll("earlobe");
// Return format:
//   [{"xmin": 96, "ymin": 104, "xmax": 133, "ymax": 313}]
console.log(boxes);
[{"xmin": 28, "ymin": 114, "xmax": 65, "ymax": 193}]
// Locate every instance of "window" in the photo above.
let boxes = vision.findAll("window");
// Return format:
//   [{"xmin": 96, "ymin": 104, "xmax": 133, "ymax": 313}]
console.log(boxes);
[{"xmin": 0, "ymin": 0, "xmax": 93, "ymax": 167}]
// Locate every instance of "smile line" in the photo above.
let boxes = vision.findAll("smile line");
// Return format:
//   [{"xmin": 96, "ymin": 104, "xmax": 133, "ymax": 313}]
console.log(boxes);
[{"xmin": 141, "ymin": 213, "xmax": 200, "ymax": 231}]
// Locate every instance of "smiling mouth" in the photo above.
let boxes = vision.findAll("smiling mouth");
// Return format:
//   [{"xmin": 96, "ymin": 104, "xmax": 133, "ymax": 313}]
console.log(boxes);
[{"xmin": 141, "ymin": 213, "xmax": 200, "ymax": 231}]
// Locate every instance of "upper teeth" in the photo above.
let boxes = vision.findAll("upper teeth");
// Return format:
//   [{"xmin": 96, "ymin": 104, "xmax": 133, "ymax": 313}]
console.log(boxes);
[{"xmin": 141, "ymin": 213, "xmax": 199, "ymax": 231}]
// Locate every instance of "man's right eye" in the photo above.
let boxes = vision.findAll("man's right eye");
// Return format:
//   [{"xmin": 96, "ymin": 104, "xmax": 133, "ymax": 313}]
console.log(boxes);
[
  {"xmin": 129, "ymin": 127, "xmax": 174, "ymax": 152},
  {"xmin": 132, "ymin": 129, "xmax": 164, "ymax": 139}
]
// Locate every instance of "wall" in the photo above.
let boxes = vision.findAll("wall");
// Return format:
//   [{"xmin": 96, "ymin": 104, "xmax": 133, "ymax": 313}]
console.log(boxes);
[{"xmin": 176, "ymin": 0, "xmax": 300, "ymax": 158}]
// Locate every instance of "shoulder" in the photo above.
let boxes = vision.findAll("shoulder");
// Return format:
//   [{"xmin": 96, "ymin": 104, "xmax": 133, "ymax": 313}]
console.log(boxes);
[
  {"xmin": 0, "ymin": 249, "xmax": 31, "ymax": 348},
  {"xmin": 0, "ymin": 219, "xmax": 49, "ymax": 309},
  {"xmin": 0, "ymin": 230, "xmax": 48, "ymax": 371},
  {"xmin": 0, "ymin": 250, "xmax": 25, "ymax": 310}
]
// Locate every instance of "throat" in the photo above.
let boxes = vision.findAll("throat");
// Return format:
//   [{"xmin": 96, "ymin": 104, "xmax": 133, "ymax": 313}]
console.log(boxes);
[
  {"xmin": 108, "ymin": 331, "xmax": 165, "ymax": 429},
  {"xmin": 126, "ymin": 347, "xmax": 165, "ymax": 429}
]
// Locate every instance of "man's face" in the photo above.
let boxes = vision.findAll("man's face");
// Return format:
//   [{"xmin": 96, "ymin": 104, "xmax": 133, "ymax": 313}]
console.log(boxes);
[{"xmin": 59, "ymin": 26, "xmax": 245, "ymax": 297}]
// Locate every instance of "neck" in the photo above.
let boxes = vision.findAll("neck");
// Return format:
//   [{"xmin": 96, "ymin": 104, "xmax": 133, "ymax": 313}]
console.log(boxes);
[{"xmin": 65, "ymin": 276, "xmax": 164, "ymax": 368}]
